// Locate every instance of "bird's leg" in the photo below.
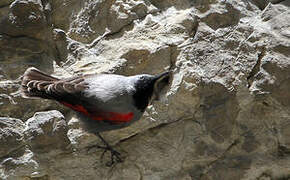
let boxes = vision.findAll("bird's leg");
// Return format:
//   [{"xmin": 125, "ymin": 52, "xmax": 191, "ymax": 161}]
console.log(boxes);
[
  {"xmin": 96, "ymin": 132, "xmax": 123, "ymax": 166},
  {"xmin": 87, "ymin": 132, "xmax": 123, "ymax": 166}
]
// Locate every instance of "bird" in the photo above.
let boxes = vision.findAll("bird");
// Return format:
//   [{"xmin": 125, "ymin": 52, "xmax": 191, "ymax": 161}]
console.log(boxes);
[{"xmin": 21, "ymin": 67, "xmax": 170, "ymax": 166}]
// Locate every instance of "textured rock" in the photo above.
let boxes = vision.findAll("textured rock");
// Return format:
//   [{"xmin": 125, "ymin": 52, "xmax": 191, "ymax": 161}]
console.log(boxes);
[
  {"xmin": 0, "ymin": 0, "xmax": 61, "ymax": 119},
  {"xmin": 0, "ymin": 0, "xmax": 48, "ymax": 39},
  {"xmin": 0, "ymin": 148, "xmax": 41, "ymax": 180},
  {"xmin": 0, "ymin": 0, "xmax": 14, "ymax": 7},
  {"xmin": 0, "ymin": 0, "xmax": 290, "ymax": 179},
  {"xmin": 0, "ymin": 117, "xmax": 25, "ymax": 157},
  {"xmin": 0, "ymin": 117, "xmax": 41, "ymax": 180},
  {"xmin": 24, "ymin": 110, "xmax": 70, "ymax": 154}
]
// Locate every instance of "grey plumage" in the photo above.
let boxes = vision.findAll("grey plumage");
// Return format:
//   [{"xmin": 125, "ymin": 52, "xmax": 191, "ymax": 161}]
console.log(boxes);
[
  {"xmin": 21, "ymin": 67, "xmax": 170, "ymax": 133},
  {"xmin": 21, "ymin": 67, "xmax": 171, "ymax": 166}
]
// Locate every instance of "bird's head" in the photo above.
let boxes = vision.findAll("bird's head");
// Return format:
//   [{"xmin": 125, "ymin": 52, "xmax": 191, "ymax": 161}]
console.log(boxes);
[{"xmin": 132, "ymin": 71, "xmax": 171, "ymax": 111}]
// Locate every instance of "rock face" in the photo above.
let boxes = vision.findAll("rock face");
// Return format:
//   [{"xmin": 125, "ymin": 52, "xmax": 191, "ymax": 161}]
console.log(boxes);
[
  {"xmin": 1, "ymin": 0, "xmax": 290, "ymax": 179},
  {"xmin": 24, "ymin": 110, "xmax": 70, "ymax": 153},
  {"xmin": 0, "ymin": 117, "xmax": 25, "ymax": 158}
]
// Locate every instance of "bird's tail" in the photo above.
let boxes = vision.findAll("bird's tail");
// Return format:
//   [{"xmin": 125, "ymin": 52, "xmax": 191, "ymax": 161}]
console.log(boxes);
[{"xmin": 21, "ymin": 67, "xmax": 59, "ymax": 99}]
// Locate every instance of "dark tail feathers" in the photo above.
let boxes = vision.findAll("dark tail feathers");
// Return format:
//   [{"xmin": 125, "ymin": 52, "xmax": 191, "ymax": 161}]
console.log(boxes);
[{"xmin": 21, "ymin": 67, "xmax": 59, "ymax": 99}]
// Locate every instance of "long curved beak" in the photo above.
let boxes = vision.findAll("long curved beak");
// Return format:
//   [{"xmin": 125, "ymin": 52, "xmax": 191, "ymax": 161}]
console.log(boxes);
[
  {"xmin": 150, "ymin": 71, "xmax": 171, "ymax": 103},
  {"xmin": 153, "ymin": 71, "xmax": 170, "ymax": 82}
]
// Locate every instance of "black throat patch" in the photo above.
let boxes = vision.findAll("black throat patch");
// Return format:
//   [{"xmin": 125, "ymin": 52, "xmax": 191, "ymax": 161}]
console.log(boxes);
[{"xmin": 132, "ymin": 76, "xmax": 155, "ymax": 112}]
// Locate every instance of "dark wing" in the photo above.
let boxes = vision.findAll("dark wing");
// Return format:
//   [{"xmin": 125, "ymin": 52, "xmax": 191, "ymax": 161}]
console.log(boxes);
[
  {"xmin": 22, "ymin": 68, "xmax": 135, "ymax": 125},
  {"xmin": 21, "ymin": 67, "xmax": 88, "ymax": 104}
]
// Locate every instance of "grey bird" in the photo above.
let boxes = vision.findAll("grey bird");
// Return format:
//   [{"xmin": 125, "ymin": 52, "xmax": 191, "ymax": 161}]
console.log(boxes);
[{"xmin": 21, "ymin": 67, "xmax": 170, "ymax": 166}]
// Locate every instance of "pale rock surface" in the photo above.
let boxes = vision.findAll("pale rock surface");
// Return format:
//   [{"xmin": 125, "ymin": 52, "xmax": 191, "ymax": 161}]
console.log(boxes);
[
  {"xmin": 0, "ymin": 117, "xmax": 25, "ymax": 157},
  {"xmin": 0, "ymin": 0, "xmax": 290, "ymax": 179},
  {"xmin": 0, "ymin": 117, "xmax": 40, "ymax": 180},
  {"xmin": 24, "ymin": 110, "xmax": 70, "ymax": 153}
]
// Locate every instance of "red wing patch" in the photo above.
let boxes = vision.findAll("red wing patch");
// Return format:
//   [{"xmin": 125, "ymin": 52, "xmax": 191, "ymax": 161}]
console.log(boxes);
[
  {"xmin": 59, "ymin": 101, "xmax": 134, "ymax": 124},
  {"xmin": 60, "ymin": 101, "xmax": 89, "ymax": 116},
  {"xmin": 108, "ymin": 112, "xmax": 134, "ymax": 123},
  {"xmin": 91, "ymin": 112, "xmax": 134, "ymax": 124}
]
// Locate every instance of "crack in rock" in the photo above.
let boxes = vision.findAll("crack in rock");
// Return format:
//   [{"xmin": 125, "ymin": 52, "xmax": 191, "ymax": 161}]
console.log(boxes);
[
  {"xmin": 277, "ymin": 142, "xmax": 290, "ymax": 157},
  {"xmin": 271, "ymin": 0, "xmax": 288, "ymax": 4},
  {"xmin": 247, "ymin": 47, "xmax": 266, "ymax": 88},
  {"xmin": 115, "ymin": 116, "xmax": 185, "ymax": 146},
  {"xmin": 201, "ymin": 139, "xmax": 241, "ymax": 177},
  {"xmin": 88, "ymin": 10, "xmax": 161, "ymax": 48}
]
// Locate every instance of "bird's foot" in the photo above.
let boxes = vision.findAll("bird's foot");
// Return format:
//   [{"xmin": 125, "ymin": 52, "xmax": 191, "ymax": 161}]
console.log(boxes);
[
  {"xmin": 102, "ymin": 145, "xmax": 123, "ymax": 167},
  {"xmin": 87, "ymin": 144, "xmax": 123, "ymax": 167}
]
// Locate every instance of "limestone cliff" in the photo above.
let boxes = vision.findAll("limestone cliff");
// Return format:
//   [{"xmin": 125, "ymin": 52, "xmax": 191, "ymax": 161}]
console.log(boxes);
[{"xmin": 0, "ymin": 0, "xmax": 290, "ymax": 179}]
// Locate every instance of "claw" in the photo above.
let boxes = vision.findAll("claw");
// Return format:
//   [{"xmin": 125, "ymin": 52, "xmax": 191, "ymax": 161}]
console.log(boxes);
[
  {"xmin": 105, "ymin": 147, "xmax": 123, "ymax": 166},
  {"xmin": 88, "ymin": 132, "xmax": 123, "ymax": 167}
]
